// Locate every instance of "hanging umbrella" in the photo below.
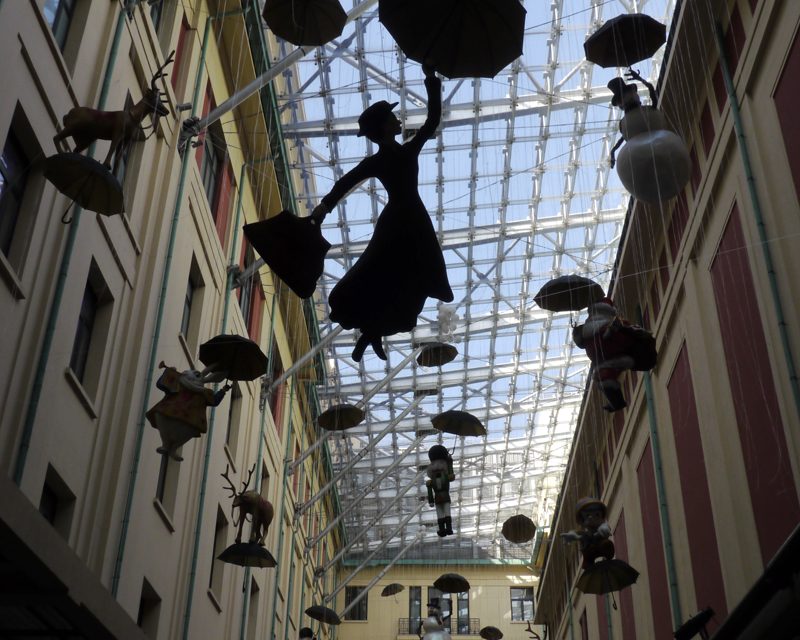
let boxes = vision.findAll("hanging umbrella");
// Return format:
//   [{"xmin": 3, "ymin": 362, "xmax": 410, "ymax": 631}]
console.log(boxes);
[
  {"xmin": 533, "ymin": 275, "xmax": 605, "ymax": 312},
  {"xmin": 379, "ymin": 0, "xmax": 526, "ymax": 79},
  {"xmin": 501, "ymin": 514, "xmax": 537, "ymax": 544},
  {"xmin": 417, "ymin": 343, "xmax": 458, "ymax": 367},
  {"xmin": 584, "ymin": 13, "xmax": 666, "ymax": 68},
  {"xmin": 305, "ymin": 605, "xmax": 341, "ymax": 625},
  {"xmin": 43, "ymin": 153, "xmax": 125, "ymax": 216},
  {"xmin": 218, "ymin": 542, "xmax": 277, "ymax": 568},
  {"xmin": 243, "ymin": 210, "xmax": 331, "ymax": 299},
  {"xmin": 576, "ymin": 559, "xmax": 639, "ymax": 595},
  {"xmin": 198, "ymin": 334, "xmax": 268, "ymax": 381},
  {"xmin": 318, "ymin": 403, "xmax": 365, "ymax": 430},
  {"xmin": 431, "ymin": 410, "xmax": 486, "ymax": 437},
  {"xmin": 381, "ymin": 583, "xmax": 405, "ymax": 597},
  {"xmin": 262, "ymin": 0, "xmax": 347, "ymax": 46},
  {"xmin": 433, "ymin": 573, "xmax": 470, "ymax": 593},
  {"xmin": 480, "ymin": 626, "xmax": 504, "ymax": 640},
  {"xmin": 299, "ymin": 628, "xmax": 315, "ymax": 639}
]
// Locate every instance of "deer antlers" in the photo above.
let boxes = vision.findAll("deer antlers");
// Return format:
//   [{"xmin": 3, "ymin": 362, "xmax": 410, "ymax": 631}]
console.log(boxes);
[
  {"xmin": 151, "ymin": 49, "xmax": 176, "ymax": 93},
  {"xmin": 221, "ymin": 464, "xmax": 238, "ymax": 499}
]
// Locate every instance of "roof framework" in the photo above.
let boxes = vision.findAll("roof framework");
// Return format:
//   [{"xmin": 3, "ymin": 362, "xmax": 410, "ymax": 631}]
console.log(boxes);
[{"xmin": 273, "ymin": 0, "xmax": 675, "ymax": 563}]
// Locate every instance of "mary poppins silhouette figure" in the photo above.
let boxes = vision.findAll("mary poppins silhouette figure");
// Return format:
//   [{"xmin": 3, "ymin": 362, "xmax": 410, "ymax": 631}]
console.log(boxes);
[{"xmin": 312, "ymin": 65, "xmax": 453, "ymax": 362}]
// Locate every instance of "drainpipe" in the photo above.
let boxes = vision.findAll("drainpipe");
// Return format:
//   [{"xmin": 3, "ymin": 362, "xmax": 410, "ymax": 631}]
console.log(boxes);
[
  {"xmin": 111, "ymin": 8, "xmax": 214, "ymax": 599},
  {"xmin": 714, "ymin": 23, "xmax": 800, "ymax": 419},
  {"xmin": 13, "ymin": 5, "xmax": 127, "ymax": 485},
  {"xmin": 605, "ymin": 593, "xmax": 613, "ymax": 640},
  {"xmin": 638, "ymin": 307, "xmax": 682, "ymax": 629}
]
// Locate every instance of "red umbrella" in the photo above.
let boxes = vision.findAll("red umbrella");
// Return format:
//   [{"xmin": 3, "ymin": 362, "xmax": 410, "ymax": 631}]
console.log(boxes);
[
  {"xmin": 263, "ymin": 0, "xmax": 347, "ymax": 46},
  {"xmin": 379, "ymin": 0, "xmax": 526, "ymax": 79}
]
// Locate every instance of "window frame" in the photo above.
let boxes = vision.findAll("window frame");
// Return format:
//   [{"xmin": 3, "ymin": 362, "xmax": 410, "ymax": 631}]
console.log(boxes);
[
  {"xmin": 343, "ymin": 585, "xmax": 368, "ymax": 621},
  {"xmin": 43, "ymin": 0, "xmax": 76, "ymax": 51},
  {"xmin": 510, "ymin": 586, "xmax": 534, "ymax": 622}
]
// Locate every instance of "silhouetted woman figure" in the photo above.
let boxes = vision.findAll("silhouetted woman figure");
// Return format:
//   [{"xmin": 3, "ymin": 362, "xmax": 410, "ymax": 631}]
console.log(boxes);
[{"xmin": 312, "ymin": 65, "xmax": 453, "ymax": 361}]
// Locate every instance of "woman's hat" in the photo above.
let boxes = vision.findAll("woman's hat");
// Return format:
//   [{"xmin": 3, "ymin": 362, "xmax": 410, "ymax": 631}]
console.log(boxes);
[
  {"xmin": 607, "ymin": 77, "xmax": 638, "ymax": 108},
  {"xmin": 575, "ymin": 497, "xmax": 606, "ymax": 524},
  {"xmin": 357, "ymin": 100, "xmax": 399, "ymax": 137}
]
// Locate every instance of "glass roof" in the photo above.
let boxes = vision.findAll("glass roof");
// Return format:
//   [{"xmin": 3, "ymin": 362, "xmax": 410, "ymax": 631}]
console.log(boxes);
[{"xmin": 272, "ymin": 0, "xmax": 675, "ymax": 564}]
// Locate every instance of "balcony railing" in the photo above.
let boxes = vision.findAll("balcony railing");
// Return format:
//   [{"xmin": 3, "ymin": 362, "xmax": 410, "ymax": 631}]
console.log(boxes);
[{"xmin": 398, "ymin": 618, "xmax": 481, "ymax": 636}]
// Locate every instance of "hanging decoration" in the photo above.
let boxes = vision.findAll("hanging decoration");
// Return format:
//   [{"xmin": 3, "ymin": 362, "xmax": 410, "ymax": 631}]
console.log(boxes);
[
  {"xmin": 501, "ymin": 514, "xmax": 537, "ymax": 544},
  {"xmin": 422, "ymin": 600, "xmax": 452, "ymax": 640},
  {"xmin": 426, "ymin": 445, "xmax": 455, "ymax": 537},
  {"xmin": 262, "ymin": 0, "xmax": 347, "ymax": 47},
  {"xmin": 561, "ymin": 498, "xmax": 639, "ymax": 596},
  {"xmin": 217, "ymin": 465, "xmax": 276, "ymax": 568},
  {"xmin": 46, "ymin": 51, "xmax": 174, "ymax": 219},
  {"xmin": 534, "ymin": 275, "xmax": 605, "ymax": 312},
  {"xmin": 198, "ymin": 334, "xmax": 268, "ymax": 381},
  {"xmin": 417, "ymin": 342, "xmax": 458, "ymax": 367},
  {"xmin": 305, "ymin": 605, "xmax": 341, "ymax": 625},
  {"xmin": 572, "ymin": 297, "xmax": 656, "ymax": 412},
  {"xmin": 433, "ymin": 572, "xmax": 470, "ymax": 593},
  {"xmin": 480, "ymin": 626, "xmax": 503, "ymax": 640},
  {"xmin": 379, "ymin": 0, "xmax": 526, "ymax": 79},
  {"xmin": 299, "ymin": 628, "xmax": 315, "ymax": 640},
  {"xmin": 243, "ymin": 209, "xmax": 331, "ymax": 299},
  {"xmin": 431, "ymin": 410, "xmax": 486, "ymax": 437},
  {"xmin": 317, "ymin": 403, "xmax": 365, "ymax": 430},
  {"xmin": 381, "ymin": 583, "xmax": 405, "ymax": 597},
  {"xmin": 583, "ymin": 13, "xmax": 666, "ymax": 68}
]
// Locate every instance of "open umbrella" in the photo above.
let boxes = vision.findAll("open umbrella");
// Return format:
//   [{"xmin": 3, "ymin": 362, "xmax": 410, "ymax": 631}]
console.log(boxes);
[
  {"xmin": 305, "ymin": 605, "xmax": 341, "ymax": 625},
  {"xmin": 433, "ymin": 573, "xmax": 470, "ymax": 593},
  {"xmin": 243, "ymin": 210, "xmax": 331, "ymax": 299},
  {"xmin": 584, "ymin": 13, "xmax": 666, "ymax": 68},
  {"xmin": 218, "ymin": 542, "xmax": 277, "ymax": 568},
  {"xmin": 381, "ymin": 583, "xmax": 405, "ymax": 597},
  {"xmin": 576, "ymin": 559, "xmax": 639, "ymax": 595},
  {"xmin": 417, "ymin": 342, "xmax": 458, "ymax": 367},
  {"xmin": 198, "ymin": 335, "xmax": 268, "ymax": 381},
  {"xmin": 262, "ymin": 0, "xmax": 347, "ymax": 47},
  {"xmin": 318, "ymin": 404, "xmax": 365, "ymax": 430},
  {"xmin": 501, "ymin": 514, "xmax": 536, "ymax": 544},
  {"xmin": 43, "ymin": 153, "xmax": 125, "ymax": 216},
  {"xmin": 480, "ymin": 626, "xmax": 504, "ymax": 640},
  {"xmin": 379, "ymin": 0, "xmax": 526, "ymax": 79},
  {"xmin": 534, "ymin": 275, "xmax": 604, "ymax": 312},
  {"xmin": 431, "ymin": 410, "xmax": 486, "ymax": 437}
]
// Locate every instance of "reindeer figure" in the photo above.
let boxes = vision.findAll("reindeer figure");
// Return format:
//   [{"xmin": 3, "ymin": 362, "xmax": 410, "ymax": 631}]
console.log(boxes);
[
  {"xmin": 53, "ymin": 50, "xmax": 174, "ymax": 173},
  {"xmin": 222, "ymin": 464, "xmax": 274, "ymax": 546}
]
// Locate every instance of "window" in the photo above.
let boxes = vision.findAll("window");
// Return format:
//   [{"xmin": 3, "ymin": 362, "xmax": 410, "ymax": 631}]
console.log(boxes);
[
  {"xmin": 180, "ymin": 258, "xmax": 204, "ymax": 347},
  {"xmin": 43, "ymin": 0, "xmax": 76, "ymax": 50},
  {"xmin": 200, "ymin": 127, "xmax": 223, "ymax": 208},
  {"xmin": 149, "ymin": 0, "xmax": 164, "ymax": 31},
  {"xmin": 239, "ymin": 246, "xmax": 256, "ymax": 327},
  {"xmin": 0, "ymin": 130, "xmax": 30, "ymax": 257},
  {"xmin": 408, "ymin": 586, "xmax": 422, "ymax": 635},
  {"xmin": 113, "ymin": 93, "xmax": 135, "ymax": 185},
  {"xmin": 224, "ymin": 383, "xmax": 242, "ymax": 457},
  {"xmin": 155, "ymin": 454, "xmax": 179, "ymax": 517},
  {"xmin": 171, "ymin": 14, "xmax": 191, "ymax": 96},
  {"xmin": 260, "ymin": 462, "xmax": 270, "ymax": 502},
  {"xmin": 69, "ymin": 262, "xmax": 113, "ymax": 393},
  {"xmin": 245, "ymin": 578, "xmax": 260, "ymax": 640},
  {"xmin": 137, "ymin": 578, "xmax": 161, "ymax": 637},
  {"xmin": 344, "ymin": 586, "xmax": 368, "ymax": 621},
  {"xmin": 39, "ymin": 464, "xmax": 75, "ymax": 540},
  {"xmin": 70, "ymin": 282, "xmax": 98, "ymax": 381},
  {"xmin": 510, "ymin": 587, "xmax": 534, "ymax": 622},
  {"xmin": 209, "ymin": 506, "xmax": 228, "ymax": 599},
  {"xmin": 455, "ymin": 592, "xmax": 469, "ymax": 634},
  {"xmin": 269, "ymin": 343, "xmax": 284, "ymax": 430}
]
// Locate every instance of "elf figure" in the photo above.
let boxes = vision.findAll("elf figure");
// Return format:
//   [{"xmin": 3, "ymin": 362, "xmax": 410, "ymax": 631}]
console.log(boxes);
[{"xmin": 426, "ymin": 445, "xmax": 455, "ymax": 537}]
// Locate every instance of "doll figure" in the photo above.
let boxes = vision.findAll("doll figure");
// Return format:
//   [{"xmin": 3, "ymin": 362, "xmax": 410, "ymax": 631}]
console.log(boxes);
[
  {"xmin": 572, "ymin": 297, "xmax": 656, "ymax": 412},
  {"xmin": 311, "ymin": 64, "xmax": 453, "ymax": 362},
  {"xmin": 426, "ymin": 445, "xmax": 455, "ymax": 537},
  {"xmin": 561, "ymin": 498, "xmax": 638, "ymax": 595},
  {"xmin": 422, "ymin": 601, "xmax": 452, "ymax": 640},
  {"xmin": 146, "ymin": 362, "xmax": 230, "ymax": 461}
]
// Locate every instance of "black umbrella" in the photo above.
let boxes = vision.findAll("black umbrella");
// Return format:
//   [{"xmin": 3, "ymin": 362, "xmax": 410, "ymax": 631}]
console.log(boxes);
[
  {"xmin": 417, "ymin": 343, "xmax": 458, "ymax": 367},
  {"xmin": 379, "ymin": 0, "xmax": 526, "ymax": 79},
  {"xmin": 381, "ymin": 583, "xmax": 405, "ymax": 597},
  {"xmin": 501, "ymin": 514, "xmax": 536, "ymax": 544},
  {"xmin": 44, "ymin": 153, "xmax": 125, "ymax": 216},
  {"xmin": 480, "ymin": 626, "xmax": 504, "ymax": 640},
  {"xmin": 317, "ymin": 404, "xmax": 364, "ymax": 430},
  {"xmin": 584, "ymin": 13, "xmax": 666, "ymax": 68},
  {"xmin": 243, "ymin": 210, "xmax": 331, "ymax": 299},
  {"xmin": 305, "ymin": 605, "xmax": 341, "ymax": 625},
  {"xmin": 263, "ymin": 0, "xmax": 347, "ymax": 47},
  {"xmin": 433, "ymin": 573, "xmax": 470, "ymax": 593},
  {"xmin": 218, "ymin": 542, "xmax": 277, "ymax": 568},
  {"xmin": 431, "ymin": 410, "xmax": 486, "ymax": 437},
  {"xmin": 198, "ymin": 334, "xmax": 268, "ymax": 381},
  {"xmin": 534, "ymin": 275, "xmax": 605, "ymax": 312},
  {"xmin": 576, "ymin": 559, "xmax": 639, "ymax": 595}
]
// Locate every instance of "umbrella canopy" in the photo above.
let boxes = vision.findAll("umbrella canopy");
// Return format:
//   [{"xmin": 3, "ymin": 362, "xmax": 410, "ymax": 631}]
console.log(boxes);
[
  {"xmin": 305, "ymin": 605, "xmax": 341, "ymax": 625},
  {"xmin": 379, "ymin": 0, "xmax": 526, "ymax": 79},
  {"xmin": 501, "ymin": 514, "xmax": 536, "ymax": 544},
  {"xmin": 534, "ymin": 275, "xmax": 605, "ymax": 312},
  {"xmin": 433, "ymin": 573, "xmax": 470, "ymax": 593},
  {"xmin": 576, "ymin": 559, "xmax": 639, "ymax": 595},
  {"xmin": 243, "ymin": 210, "xmax": 331, "ymax": 299},
  {"xmin": 381, "ymin": 583, "xmax": 405, "ymax": 597},
  {"xmin": 417, "ymin": 342, "xmax": 458, "ymax": 367},
  {"xmin": 218, "ymin": 542, "xmax": 277, "ymax": 568},
  {"xmin": 43, "ymin": 153, "xmax": 124, "ymax": 216},
  {"xmin": 584, "ymin": 13, "xmax": 666, "ymax": 68},
  {"xmin": 318, "ymin": 404, "xmax": 365, "ymax": 430},
  {"xmin": 480, "ymin": 626, "xmax": 504, "ymax": 640},
  {"xmin": 299, "ymin": 628, "xmax": 315, "ymax": 639},
  {"xmin": 199, "ymin": 335, "xmax": 268, "ymax": 381},
  {"xmin": 431, "ymin": 410, "xmax": 486, "ymax": 437},
  {"xmin": 262, "ymin": 0, "xmax": 347, "ymax": 46}
]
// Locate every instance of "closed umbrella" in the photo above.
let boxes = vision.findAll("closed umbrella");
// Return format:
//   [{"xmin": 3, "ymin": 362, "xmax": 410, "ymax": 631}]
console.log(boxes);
[
  {"xmin": 431, "ymin": 410, "xmax": 486, "ymax": 437},
  {"xmin": 263, "ymin": 0, "xmax": 347, "ymax": 46},
  {"xmin": 199, "ymin": 335, "xmax": 268, "ymax": 381},
  {"xmin": 379, "ymin": 0, "xmax": 526, "ymax": 79},
  {"xmin": 584, "ymin": 13, "xmax": 666, "ymax": 68},
  {"xmin": 534, "ymin": 275, "xmax": 605, "ymax": 312}
]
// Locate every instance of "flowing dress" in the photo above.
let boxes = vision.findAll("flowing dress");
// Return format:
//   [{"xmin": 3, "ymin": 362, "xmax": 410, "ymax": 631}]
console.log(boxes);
[{"xmin": 320, "ymin": 76, "xmax": 453, "ymax": 339}]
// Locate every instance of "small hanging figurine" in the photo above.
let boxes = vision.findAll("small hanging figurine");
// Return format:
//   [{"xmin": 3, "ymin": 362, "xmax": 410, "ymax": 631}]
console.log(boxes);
[
  {"xmin": 560, "ymin": 498, "xmax": 639, "ymax": 596},
  {"xmin": 422, "ymin": 600, "xmax": 452, "ymax": 640},
  {"xmin": 572, "ymin": 297, "xmax": 656, "ymax": 412},
  {"xmin": 146, "ymin": 362, "xmax": 231, "ymax": 461},
  {"xmin": 426, "ymin": 445, "xmax": 455, "ymax": 537},
  {"xmin": 608, "ymin": 68, "xmax": 690, "ymax": 204}
]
